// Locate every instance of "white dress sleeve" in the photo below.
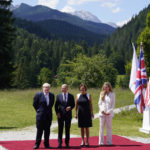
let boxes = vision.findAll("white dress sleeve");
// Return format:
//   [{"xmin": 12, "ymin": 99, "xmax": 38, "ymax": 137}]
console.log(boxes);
[
  {"xmin": 106, "ymin": 92, "xmax": 115, "ymax": 114},
  {"xmin": 77, "ymin": 93, "xmax": 81, "ymax": 100},
  {"xmin": 98, "ymin": 93, "xmax": 105, "ymax": 113}
]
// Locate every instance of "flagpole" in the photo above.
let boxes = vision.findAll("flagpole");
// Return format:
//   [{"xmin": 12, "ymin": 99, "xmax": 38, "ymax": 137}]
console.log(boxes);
[
  {"xmin": 139, "ymin": 43, "xmax": 150, "ymax": 134},
  {"xmin": 140, "ymin": 92, "xmax": 150, "ymax": 133}
]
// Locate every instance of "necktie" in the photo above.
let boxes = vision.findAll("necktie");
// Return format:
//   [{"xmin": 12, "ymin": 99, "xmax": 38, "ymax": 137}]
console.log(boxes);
[
  {"xmin": 45, "ymin": 95, "xmax": 49, "ymax": 106},
  {"xmin": 64, "ymin": 94, "xmax": 67, "ymax": 102}
]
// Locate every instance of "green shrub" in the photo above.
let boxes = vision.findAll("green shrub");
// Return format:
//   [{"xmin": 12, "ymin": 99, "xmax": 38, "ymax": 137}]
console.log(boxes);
[{"xmin": 57, "ymin": 54, "xmax": 117, "ymax": 88}]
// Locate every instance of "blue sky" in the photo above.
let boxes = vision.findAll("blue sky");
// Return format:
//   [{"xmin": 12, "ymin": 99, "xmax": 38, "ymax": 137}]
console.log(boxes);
[{"xmin": 12, "ymin": 0, "xmax": 150, "ymax": 26}]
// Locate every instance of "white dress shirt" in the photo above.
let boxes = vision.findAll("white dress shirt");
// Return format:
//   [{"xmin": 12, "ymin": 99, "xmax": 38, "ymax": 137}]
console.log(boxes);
[
  {"xmin": 62, "ymin": 92, "xmax": 68, "ymax": 102},
  {"xmin": 98, "ymin": 92, "xmax": 115, "ymax": 117},
  {"xmin": 44, "ymin": 93, "xmax": 49, "ymax": 106}
]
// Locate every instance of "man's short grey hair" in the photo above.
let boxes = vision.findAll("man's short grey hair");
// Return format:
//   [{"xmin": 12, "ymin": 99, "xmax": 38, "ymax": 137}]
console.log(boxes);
[
  {"xmin": 62, "ymin": 84, "xmax": 68, "ymax": 88},
  {"xmin": 43, "ymin": 83, "xmax": 51, "ymax": 88}
]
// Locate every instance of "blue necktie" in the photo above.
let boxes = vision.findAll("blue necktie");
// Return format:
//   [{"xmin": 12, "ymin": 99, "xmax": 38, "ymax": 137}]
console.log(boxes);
[
  {"xmin": 45, "ymin": 95, "xmax": 49, "ymax": 106},
  {"xmin": 64, "ymin": 94, "xmax": 67, "ymax": 102}
]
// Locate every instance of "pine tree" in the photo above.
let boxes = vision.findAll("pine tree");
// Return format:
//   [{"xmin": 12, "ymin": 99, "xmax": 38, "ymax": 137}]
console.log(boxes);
[
  {"xmin": 0, "ymin": 0, "xmax": 14, "ymax": 88},
  {"xmin": 137, "ymin": 12, "xmax": 150, "ymax": 76}
]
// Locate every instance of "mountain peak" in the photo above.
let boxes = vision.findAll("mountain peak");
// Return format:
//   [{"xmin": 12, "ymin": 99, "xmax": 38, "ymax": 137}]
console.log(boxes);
[
  {"xmin": 107, "ymin": 22, "xmax": 118, "ymax": 28},
  {"xmin": 17, "ymin": 3, "xmax": 49, "ymax": 10},
  {"xmin": 20, "ymin": 3, "xmax": 31, "ymax": 8},
  {"xmin": 71, "ymin": 10, "xmax": 101, "ymax": 23},
  {"xmin": 10, "ymin": 3, "xmax": 29, "ymax": 11},
  {"xmin": 10, "ymin": 4, "xmax": 20, "ymax": 10},
  {"xmin": 13, "ymin": 4, "xmax": 115, "ymax": 35}
]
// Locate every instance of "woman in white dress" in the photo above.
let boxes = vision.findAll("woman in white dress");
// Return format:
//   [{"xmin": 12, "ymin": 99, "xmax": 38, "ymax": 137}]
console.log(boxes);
[{"xmin": 98, "ymin": 82, "xmax": 115, "ymax": 145}]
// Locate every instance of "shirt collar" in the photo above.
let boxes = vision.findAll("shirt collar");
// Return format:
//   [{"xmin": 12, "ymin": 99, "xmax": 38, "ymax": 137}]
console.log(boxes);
[
  {"xmin": 44, "ymin": 92, "xmax": 49, "ymax": 96},
  {"xmin": 62, "ymin": 92, "xmax": 68, "ymax": 96}
]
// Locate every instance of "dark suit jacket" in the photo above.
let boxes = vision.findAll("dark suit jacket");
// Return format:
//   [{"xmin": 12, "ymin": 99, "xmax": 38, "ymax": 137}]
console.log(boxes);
[
  {"xmin": 33, "ymin": 92, "xmax": 55, "ymax": 127},
  {"xmin": 55, "ymin": 93, "xmax": 75, "ymax": 119}
]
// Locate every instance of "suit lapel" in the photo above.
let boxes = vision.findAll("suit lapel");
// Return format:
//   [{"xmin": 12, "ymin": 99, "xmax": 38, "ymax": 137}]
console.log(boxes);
[
  {"xmin": 61, "ymin": 93, "xmax": 67, "ymax": 106},
  {"xmin": 48, "ymin": 92, "xmax": 52, "ymax": 107},
  {"xmin": 66, "ymin": 93, "xmax": 70, "ymax": 105},
  {"xmin": 67, "ymin": 93, "xmax": 70, "ymax": 103},
  {"xmin": 61, "ymin": 93, "xmax": 63, "ymax": 101}
]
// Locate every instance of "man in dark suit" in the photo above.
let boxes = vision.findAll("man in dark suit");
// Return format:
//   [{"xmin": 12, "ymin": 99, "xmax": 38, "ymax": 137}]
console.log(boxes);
[
  {"xmin": 33, "ymin": 83, "xmax": 55, "ymax": 149},
  {"xmin": 55, "ymin": 84, "xmax": 75, "ymax": 148}
]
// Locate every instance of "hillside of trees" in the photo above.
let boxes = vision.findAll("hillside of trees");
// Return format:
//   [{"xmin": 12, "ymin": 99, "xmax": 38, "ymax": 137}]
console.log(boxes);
[
  {"xmin": 1, "ymin": 1, "xmax": 150, "ymax": 89},
  {"xmin": 9, "ymin": 4, "xmax": 150, "ymax": 88},
  {"xmin": 0, "ymin": 0, "xmax": 14, "ymax": 88},
  {"xmin": 101, "ymin": 4, "xmax": 150, "ymax": 74},
  {"xmin": 14, "ymin": 18, "xmax": 106, "ymax": 45},
  {"xmin": 12, "ymin": 28, "xmax": 109, "ymax": 88},
  {"xmin": 119, "ymin": 11, "xmax": 150, "ymax": 88},
  {"xmin": 13, "ymin": 3, "xmax": 115, "ymax": 35}
]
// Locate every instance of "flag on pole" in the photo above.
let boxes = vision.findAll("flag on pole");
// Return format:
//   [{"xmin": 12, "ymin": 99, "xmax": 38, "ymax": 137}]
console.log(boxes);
[
  {"xmin": 129, "ymin": 43, "xmax": 138, "ymax": 93},
  {"xmin": 145, "ymin": 78, "xmax": 150, "ymax": 107},
  {"xmin": 134, "ymin": 43, "xmax": 147, "ymax": 113}
]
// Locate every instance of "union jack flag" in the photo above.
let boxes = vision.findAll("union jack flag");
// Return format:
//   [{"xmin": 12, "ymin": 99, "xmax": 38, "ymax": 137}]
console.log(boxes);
[{"xmin": 134, "ymin": 43, "xmax": 147, "ymax": 113}]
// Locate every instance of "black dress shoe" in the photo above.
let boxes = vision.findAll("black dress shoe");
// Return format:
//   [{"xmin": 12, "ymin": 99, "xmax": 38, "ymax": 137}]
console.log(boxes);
[
  {"xmin": 57, "ymin": 144, "xmax": 62, "ymax": 148},
  {"xmin": 85, "ymin": 143, "xmax": 89, "ymax": 147},
  {"xmin": 33, "ymin": 145, "xmax": 39, "ymax": 149},
  {"xmin": 66, "ymin": 143, "xmax": 69, "ymax": 148},
  {"xmin": 80, "ymin": 142, "xmax": 85, "ymax": 147},
  {"xmin": 45, "ymin": 145, "xmax": 51, "ymax": 149}
]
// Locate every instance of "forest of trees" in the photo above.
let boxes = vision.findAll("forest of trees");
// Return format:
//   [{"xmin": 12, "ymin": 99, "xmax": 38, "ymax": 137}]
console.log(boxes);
[
  {"xmin": 102, "ymin": 4, "xmax": 150, "ymax": 74},
  {"xmin": 14, "ymin": 18, "xmax": 106, "ymax": 45},
  {"xmin": 0, "ymin": 1, "xmax": 150, "ymax": 89},
  {"xmin": 119, "ymin": 12, "xmax": 150, "ymax": 88},
  {"xmin": 0, "ymin": 0, "xmax": 14, "ymax": 88},
  {"xmin": 12, "ymin": 28, "xmax": 112, "ymax": 88}
]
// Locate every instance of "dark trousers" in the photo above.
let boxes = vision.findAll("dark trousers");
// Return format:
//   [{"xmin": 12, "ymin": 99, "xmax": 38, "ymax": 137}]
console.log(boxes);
[
  {"xmin": 58, "ymin": 117, "xmax": 71, "ymax": 145},
  {"xmin": 35, "ymin": 122, "xmax": 51, "ymax": 147}
]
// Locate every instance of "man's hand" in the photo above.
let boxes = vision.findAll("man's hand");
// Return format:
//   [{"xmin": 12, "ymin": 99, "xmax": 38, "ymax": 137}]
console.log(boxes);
[
  {"xmin": 66, "ymin": 106, "xmax": 71, "ymax": 112},
  {"xmin": 57, "ymin": 113, "xmax": 61, "ymax": 119},
  {"xmin": 91, "ymin": 113, "xmax": 94, "ymax": 118},
  {"xmin": 75, "ymin": 114, "xmax": 77, "ymax": 119}
]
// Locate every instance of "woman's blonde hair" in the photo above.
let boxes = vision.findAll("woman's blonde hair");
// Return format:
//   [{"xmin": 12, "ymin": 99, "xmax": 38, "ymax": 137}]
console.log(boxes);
[{"xmin": 101, "ymin": 82, "xmax": 113, "ymax": 101}]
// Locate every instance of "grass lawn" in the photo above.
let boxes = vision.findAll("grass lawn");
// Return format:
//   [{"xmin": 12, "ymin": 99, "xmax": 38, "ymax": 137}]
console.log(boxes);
[
  {"xmin": 0, "ymin": 87, "xmax": 134, "ymax": 130},
  {"xmin": 0, "ymin": 89, "xmax": 37, "ymax": 130}
]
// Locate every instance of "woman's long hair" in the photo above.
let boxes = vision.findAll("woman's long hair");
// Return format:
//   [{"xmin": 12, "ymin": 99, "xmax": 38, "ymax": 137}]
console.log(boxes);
[{"xmin": 101, "ymin": 82, "xmax": 113, "ymax": 101}]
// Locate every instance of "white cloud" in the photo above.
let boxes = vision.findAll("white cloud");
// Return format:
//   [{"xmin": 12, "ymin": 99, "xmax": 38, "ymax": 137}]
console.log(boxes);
[
  {"xmin": 63, "ymin": 0, "xmax": 122, "ymax": 15},
  {"xmin": 67, "ymin": 0, "xmax": 122, "ymax": 14},
  {"xmin": 112, "ymin": 7, "xmax": 120, "ymax": 13},
  {"xmin": 68, "ymin": 0, "xmax": 99, "ymax": 6},
  {"xmin": 101, "ymin": 2, "xmax": 116, "ymax": 8},
  {"xmin": 67, "ymin": 0, "xmax": 121, "ymax": 7},
  {"xmin": 100, "ymin": 0, "xmax": 121, "ymax": 13},
  {"xmin": 116, "ymin": 17, "xmax": 131, "ymax": 27},
  {"xmin": 61, "ymin": 5, "xmax": 75, "ymax": 13},
  {"xmin": 38, "ymin": 0, "xmax": 59, "ymax": 9}
]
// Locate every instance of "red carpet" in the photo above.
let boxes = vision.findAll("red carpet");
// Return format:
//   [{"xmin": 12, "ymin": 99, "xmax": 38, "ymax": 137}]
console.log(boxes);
[{"xmin": 0, "ymin": 135, "xmax": 150, "ymax": 150}]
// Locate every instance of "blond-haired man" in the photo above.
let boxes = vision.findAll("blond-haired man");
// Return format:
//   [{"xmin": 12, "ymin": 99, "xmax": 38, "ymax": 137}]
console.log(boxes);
[{"xmin": 33, "ymin": 83, "xmax": 55, "ymax": 149}]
